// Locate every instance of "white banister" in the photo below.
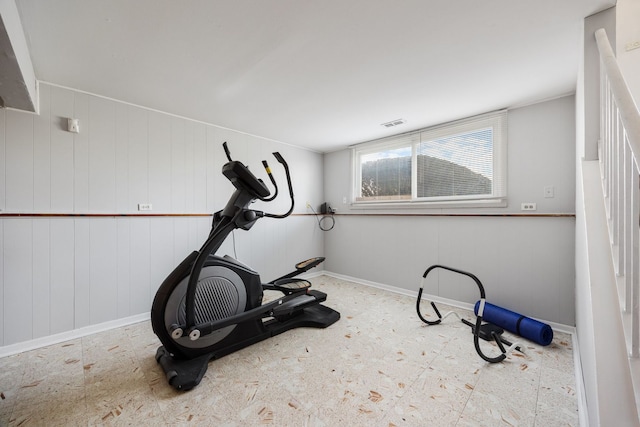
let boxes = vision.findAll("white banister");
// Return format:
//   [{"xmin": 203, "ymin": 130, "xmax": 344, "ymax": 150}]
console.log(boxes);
[
  {"xmin": 596, "ymin": 29, "xmax": 640, "ymax": 157},
  {"xmin": 595, "ymin": 27, "xmax": 640, "ymax": 359}
]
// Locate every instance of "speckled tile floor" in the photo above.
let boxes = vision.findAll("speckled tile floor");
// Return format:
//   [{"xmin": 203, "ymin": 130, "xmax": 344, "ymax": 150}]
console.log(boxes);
[{"xmin": 0, "ymin": 275, "xmax": 578, "ymax": 426}]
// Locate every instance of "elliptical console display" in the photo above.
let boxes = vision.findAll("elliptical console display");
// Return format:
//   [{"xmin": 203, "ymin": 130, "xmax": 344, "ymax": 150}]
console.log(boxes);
[{"xmin": 151, "ymin": 143, "xmax": 340, "ymax": 390}]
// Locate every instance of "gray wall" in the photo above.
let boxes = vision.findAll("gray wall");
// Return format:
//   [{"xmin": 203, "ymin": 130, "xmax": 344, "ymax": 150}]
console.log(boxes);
[
  {"xmin": 323, "ymin": 95, "xmax": 576, "ymax": 325},
  {"xmin": 0, "ymin": 87, "xmax": 578, "ymax": 348},
  {"xmin": 0, "ymin": 83, "xmax": 325, "ymax": 348}
]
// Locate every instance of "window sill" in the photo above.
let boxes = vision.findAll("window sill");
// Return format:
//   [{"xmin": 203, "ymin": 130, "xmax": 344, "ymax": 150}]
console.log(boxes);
[{"xmin": 349, "ymin": 197, "xmax": 508, "ymax": 210}]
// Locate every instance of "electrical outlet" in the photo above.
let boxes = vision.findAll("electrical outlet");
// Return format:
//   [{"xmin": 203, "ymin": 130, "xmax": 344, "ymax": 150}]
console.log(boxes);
[
  {"xmin": 521, "ymin": 202, "xmax": 537, "ymax": 211},
  {"xmin": 138, "ymin": 203, "xmax": 153, "ymax": 211}
]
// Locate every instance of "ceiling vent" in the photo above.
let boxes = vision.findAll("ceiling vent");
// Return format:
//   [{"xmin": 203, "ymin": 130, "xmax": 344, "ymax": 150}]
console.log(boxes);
[{"xmin": 381, "ymin": 118, "xmax": 406, "ymax": 128}]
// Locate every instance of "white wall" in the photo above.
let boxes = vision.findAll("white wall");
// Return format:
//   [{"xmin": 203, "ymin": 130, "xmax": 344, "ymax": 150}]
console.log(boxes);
[
  {"xmin": 0, "ymin": 83, "xmax": 325, "ymax": 348},
  {"xmin": 323, "ymin": 95, "xmax": 576, "ymax": 325}
]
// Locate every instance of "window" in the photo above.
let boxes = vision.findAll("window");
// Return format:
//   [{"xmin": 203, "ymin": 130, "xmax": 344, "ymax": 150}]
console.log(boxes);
[{"xmin": 353, "ymin": 111, "xmax": 507, "ymax": 207}]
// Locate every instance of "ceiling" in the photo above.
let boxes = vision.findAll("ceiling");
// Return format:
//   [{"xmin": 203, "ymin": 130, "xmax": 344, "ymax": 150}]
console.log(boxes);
[{"xmin": 10, "ymin": 0, "xmax": 615, "ymax": 153}]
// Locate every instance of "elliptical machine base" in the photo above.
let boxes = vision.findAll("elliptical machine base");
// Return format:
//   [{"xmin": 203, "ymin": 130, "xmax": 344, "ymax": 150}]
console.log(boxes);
[{"xmin": 155, "ymin": 302, "xmax": 339, "ymax": 391}]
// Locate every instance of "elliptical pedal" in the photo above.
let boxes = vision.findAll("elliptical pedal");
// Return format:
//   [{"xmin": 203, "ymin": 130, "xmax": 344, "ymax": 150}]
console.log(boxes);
[
  {"xmin": 272, "ymin": 278, "xmax": 311, "ymax": 293},
  {"xmin": 271, "ymin": 293, "xmax": 318, "ymax": 317}
]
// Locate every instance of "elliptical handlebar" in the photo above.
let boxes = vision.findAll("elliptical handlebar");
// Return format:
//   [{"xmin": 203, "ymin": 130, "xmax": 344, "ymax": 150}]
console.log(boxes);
[
  {"xmin": 183, "ymin": 142, "xmax": 296, "ymax": 330},
  {"xmin": 223, "ymin": 141, "xmax": 233, "ymax": 162},
  {"xmin": 263, "ymin": 151, "xmax": 294, "ymax": 218},
  {"xmin": 221, "ymin": 142, "xmax": 294, "ymax": 218}
]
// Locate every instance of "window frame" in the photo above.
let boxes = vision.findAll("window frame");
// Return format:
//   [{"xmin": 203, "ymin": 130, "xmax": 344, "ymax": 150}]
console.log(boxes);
[{"xmin": 351, "ymin": 111, "xmax": 508, "ymax": 209}]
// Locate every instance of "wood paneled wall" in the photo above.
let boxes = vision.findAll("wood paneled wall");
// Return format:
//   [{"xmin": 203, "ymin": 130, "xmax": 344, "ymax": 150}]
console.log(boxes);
[{"xmin": 0, "ymin": 83, "xmax": 325, "ymax": 347}]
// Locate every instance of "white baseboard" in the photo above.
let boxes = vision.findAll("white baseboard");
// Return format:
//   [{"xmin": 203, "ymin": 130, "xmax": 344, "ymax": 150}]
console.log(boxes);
[
  {"xmin": 572, "ymin": 332, "xmax": 589, "ymax": 427},
  {"xmin": 0, "ymin": 270, "xmax": 576, "ymax": 355},
  {"xmin": 0, "ymin": 270, "xmax": 328, "ymax": 359},
  {"xmin": 0, "ymin": 312, "xmax": 150, "ymax": 358},
  {"xmin": 321, "ymin": 271, "xmax": 576, "ymax": 334}
]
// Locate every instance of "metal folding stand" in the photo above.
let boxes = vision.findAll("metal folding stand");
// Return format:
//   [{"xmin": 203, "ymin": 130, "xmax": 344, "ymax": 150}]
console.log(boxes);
[{"xmin": 416, "ymin": 264, "xmax": 523, "ymax": 363}]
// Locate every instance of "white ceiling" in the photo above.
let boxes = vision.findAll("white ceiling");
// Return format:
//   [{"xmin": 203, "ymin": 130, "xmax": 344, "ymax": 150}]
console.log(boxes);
[{"xmin": 14, "ymin": 0, "xmax": 615, "ymax": 153}]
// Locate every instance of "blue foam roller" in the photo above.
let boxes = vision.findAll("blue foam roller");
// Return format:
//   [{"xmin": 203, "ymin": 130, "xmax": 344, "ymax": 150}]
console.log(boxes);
[{"xmin": 474, "ymin": 301, "xmax": 553, "ymax": 346}]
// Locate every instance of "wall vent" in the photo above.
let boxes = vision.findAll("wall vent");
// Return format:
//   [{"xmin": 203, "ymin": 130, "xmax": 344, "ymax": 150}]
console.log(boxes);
[{"xmin": 381, "ymin": 118, "xmax": 406, "ymax": 128}]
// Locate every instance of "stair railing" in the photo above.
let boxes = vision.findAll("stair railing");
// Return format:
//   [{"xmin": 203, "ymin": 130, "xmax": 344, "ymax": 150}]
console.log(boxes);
[{"xmin": 596, "ymin": 27, "xmax": 640, "ymax": 358}]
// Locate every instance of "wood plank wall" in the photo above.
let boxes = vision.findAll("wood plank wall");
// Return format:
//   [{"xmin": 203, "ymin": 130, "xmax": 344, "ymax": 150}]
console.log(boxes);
[{"xmin": 0, "ymin": 83, "xmax": 325, "ymax": 347}]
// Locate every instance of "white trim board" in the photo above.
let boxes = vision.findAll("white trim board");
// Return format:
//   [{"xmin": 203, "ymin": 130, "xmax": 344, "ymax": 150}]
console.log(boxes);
[
  {"xmin": 322, "ymin": 271, "xmax": 576, "ymax": 334},
  {"xmin": 573, "ymin": 331, "xmax": 589, "ymax": 427},
  {"xmin": 0, "ymin": 270, "xmax": 582, "ymax": 360},
  {"xmin": 0, "ymin": 269, "xmax": 575, "ymax": 355},
  {"xmin": 0, "ymin": 270, "xmax": 326, "ymax": 358},
  {"xmin": 0, "ymin": 313, "xmax": 150, "ymax": 358}
]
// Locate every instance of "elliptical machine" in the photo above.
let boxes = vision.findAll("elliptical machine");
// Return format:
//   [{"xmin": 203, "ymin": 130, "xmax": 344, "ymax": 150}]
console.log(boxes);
[{"xmin": 151, "ymin": 142, "xmax": 340, "ymax": 391}]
